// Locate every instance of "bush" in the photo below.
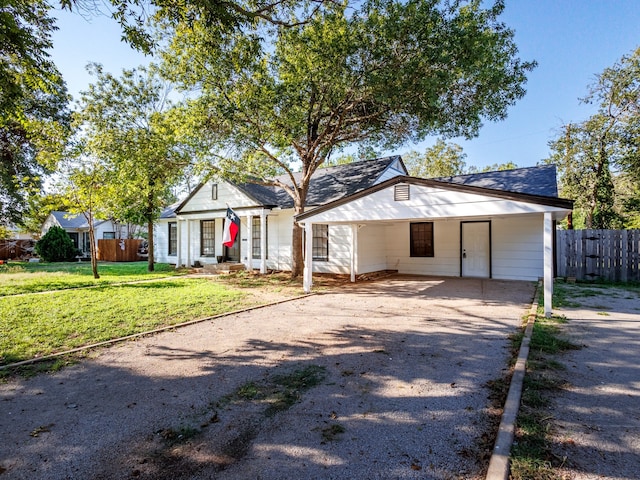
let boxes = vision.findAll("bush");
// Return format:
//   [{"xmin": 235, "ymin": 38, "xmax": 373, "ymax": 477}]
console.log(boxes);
[{"xmin": 35, "ymin": 226, "xmax": 78, "ymax": 262}]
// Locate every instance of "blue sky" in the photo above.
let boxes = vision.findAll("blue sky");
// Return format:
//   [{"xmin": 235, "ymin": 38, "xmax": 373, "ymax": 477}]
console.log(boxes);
[{"xmin": 51, "ymin": 1, "xmax": 640, "ymax": 170}]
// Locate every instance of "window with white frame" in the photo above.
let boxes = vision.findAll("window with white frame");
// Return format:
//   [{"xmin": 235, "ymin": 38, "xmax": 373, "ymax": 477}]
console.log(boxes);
[
  {"xmin": 251, "ymin": 216, "xmax": 268, "ymax": 259},
  {"xmin": 200, "ymin": 220, "xmax": 215, "ymax": 256},
  {"xmin": 168, "ymin": 222, "xmax": 177, "ymax": 256},
  {"xmin": 312, "ymin": 224, "xmax": 329, "ymax": 261}
]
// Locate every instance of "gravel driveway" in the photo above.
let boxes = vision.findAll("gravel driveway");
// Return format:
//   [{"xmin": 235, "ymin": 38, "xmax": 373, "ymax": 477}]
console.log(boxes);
[
  {"xmin": 0, "ymin": 276, "xmax": 535, "ymax": 480},
  {"xmin": 548, "ymin": 284, "xmax": 640, "ymax": 480}
]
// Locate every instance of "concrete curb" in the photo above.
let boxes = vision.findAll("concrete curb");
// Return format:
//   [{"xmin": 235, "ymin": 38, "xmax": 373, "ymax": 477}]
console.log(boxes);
[
  {"xmin": 485, "ymin": 281, "xmax": 541, "ymax": 480},
  {"xmin": 0, "ymin": 293, "xmax": 312, "ymax": 372}
]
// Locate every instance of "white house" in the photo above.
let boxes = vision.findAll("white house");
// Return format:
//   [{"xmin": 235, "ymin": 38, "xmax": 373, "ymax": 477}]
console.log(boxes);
[
  {"xmin": 154, "ymin": 157, "xmax": 572, "ymax": 315},
  {"xmin": 42, "ymin": 211, "xmax": 134, "ymax": 256}
]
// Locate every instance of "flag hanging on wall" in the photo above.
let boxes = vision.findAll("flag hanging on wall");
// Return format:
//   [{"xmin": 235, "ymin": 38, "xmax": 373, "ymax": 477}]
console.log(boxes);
[{"xmin": 222, "ymin": 207, "xmax": 240, "ymax": 247}]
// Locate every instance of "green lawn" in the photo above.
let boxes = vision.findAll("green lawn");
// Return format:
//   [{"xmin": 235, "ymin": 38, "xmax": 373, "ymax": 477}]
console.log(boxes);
[
  {"xmin": 0, "ymin": 261, "xmax": 185, "ymax": 296},
  {"xmin": 0, "ymin": 277, "xmax": 249, "ymax": 366}
]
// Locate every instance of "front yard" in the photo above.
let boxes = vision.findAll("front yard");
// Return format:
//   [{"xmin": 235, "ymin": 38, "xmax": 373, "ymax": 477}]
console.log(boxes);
[{"xmin": 0, "ymin": 262, "xmax": 306, "ymax": 371}]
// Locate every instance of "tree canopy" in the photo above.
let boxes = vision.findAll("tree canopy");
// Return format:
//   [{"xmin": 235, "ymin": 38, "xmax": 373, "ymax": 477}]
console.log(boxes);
[
  {"xmin": 73, "ymin": 64, "xmax": 192, "ymax": 271},
  {"xmin": 1, "ymin": 0, "xmax": 70, "ymax": 226},
  {"xmin": 404, "ymin": 140, "xmax": 468, "ymax": 178},
  {"xmin": 163, "ymin": 0, "xmax": 535, "ymax": 274},
  {"xmin": 547, "ymin": 46, "xmax": 640, "ymax": 229}
]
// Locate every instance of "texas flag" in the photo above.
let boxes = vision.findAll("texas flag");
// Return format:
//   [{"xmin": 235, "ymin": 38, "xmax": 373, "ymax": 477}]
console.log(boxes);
[{"xmin": 222, "ymin": 207, "xmax": 240, "ymax": 247}]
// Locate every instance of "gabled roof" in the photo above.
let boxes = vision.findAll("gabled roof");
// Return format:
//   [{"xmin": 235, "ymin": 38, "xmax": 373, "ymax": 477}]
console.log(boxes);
[
  {"xmin": 49, "ymin": 211, "xmax": 110, "ymax": 229},
  {"xmin": 433, "ymin": 164, "xmax": 558, "ymax": 197},
  {"xmin": 296, "ymin": 165, "xmax": 573, "ymax": 222},
  {"xmin": 159, "ymin": 201, "xmax": 181, "ymax": 219},
  {"xmin": 175, "ymin": 156, "xmax": 406, "ymax": 213},
  {"xmin": 49, "ymin": 211, "xmax": 88, "ymax": 229}
]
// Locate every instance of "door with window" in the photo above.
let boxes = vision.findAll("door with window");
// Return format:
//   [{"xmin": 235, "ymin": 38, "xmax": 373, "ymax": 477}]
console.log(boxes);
[{"xmin": 461, "ymin": 221, "xmax": 491, "ymax": 278}]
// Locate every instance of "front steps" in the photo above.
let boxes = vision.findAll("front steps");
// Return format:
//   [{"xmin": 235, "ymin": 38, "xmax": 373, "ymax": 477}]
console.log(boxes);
[{"xmin": 191, "ymin": 262, "xmax": 246, "ymax": 274}]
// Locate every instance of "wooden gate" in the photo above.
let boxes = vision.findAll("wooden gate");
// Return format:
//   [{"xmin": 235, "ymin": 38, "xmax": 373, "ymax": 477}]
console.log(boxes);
[{"xmin": 556, "ymin": 229, "xmax": 640, "ymax": 282}]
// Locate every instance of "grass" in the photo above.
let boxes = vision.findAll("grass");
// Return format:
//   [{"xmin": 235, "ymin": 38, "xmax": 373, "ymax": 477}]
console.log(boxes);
[
  {"xmin": 508, "ymin": 286, "xmax": 582, "ymax": 480},
  {"xmin": 218, "ymin": 365, "xmax": 327, "ymax": 417},
  {"xmin": 0, "ymin": 261, "xmax": 186, "ymax": 296},
  {"xmin": 0, "ymin": 278, "xmax": 249, "ymax": 367},
  {"xmin": 153, "ymin": 365, "xmax": 328, "ymax": 451}
]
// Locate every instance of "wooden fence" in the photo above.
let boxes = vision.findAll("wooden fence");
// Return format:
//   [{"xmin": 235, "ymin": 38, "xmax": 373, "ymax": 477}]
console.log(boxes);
[
  {"xmin": 556, "ymin": 229, "xmax": 640, "ymax": 282},
  {"xmin": 0, "ymin": 239, "xmax": 36, "ymax": 260},
  {"xmin": 97, "ymin": 239, "xmax": 144, "ymax": 262}
]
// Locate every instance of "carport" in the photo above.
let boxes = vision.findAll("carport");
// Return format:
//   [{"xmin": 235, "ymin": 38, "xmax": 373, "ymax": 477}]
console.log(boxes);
[{"xmin": 296, "ymin": 175, "xmax": 572, "ymax": 316}]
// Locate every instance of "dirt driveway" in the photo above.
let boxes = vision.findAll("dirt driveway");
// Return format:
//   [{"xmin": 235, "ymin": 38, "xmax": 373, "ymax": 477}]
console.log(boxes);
[
  {"xmin": 0, "ymin": 276, "xmax": 535, "ymax": 480},
  {"xmin": 548, "ymin": 284, "xmax": 640, "ymax": 480}
]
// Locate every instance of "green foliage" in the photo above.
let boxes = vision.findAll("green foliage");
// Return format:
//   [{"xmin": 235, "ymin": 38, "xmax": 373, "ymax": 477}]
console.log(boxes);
[
  {"xmin": 547, "ymin": 46, "xmax": 640, "ymax": 229},
  {"xmin": 0, "ymin": 225, "xmax": 11, "ymax": 239},
  {"xmin": 0, "ymin": 278, "xmax": 246, "ymax": 365},
  {"xmin": 73, "ymin": 64, "xmax": 193, "ymax": 271},
  {"xmin": 34, "ymin": 226, "xmax": 77, "ymax": 262},
  {"xmin": 19, "ymin": 193, "xmax": 72, "ymax": 238},
  {"xmin": 0, "ymin": 261, "xmax": 183, "ymax": 296},
  {"xmin": 1, "ymin": 0, "xmax": 70, "ymax": 225},
  {"xmin": 466, "ymin": 161, "xmax": 519, "ymax": 173},
  {"xmin": 404, "ymin": 139, "xmax": 519, "ymax": 178},
  {"xmin": 163, "ymin": 0, "xmax": 535, "ymax": 274},
  {"xmin": 404, "ymin": 139, "xmax": 468, "ymax": 178}
]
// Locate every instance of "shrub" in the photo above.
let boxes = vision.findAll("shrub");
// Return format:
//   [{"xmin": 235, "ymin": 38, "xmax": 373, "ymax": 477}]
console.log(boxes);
[{"xmin": 35, "ymin": 226, "xmax": 78, "ymax": 262}]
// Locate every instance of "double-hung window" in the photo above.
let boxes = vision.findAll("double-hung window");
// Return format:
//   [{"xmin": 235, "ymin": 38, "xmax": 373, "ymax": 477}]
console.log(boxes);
[
  {"xmin": 168, "ymin": 222, "xmax": 177, "ymax": 256},
  {"xmin": 200, "ymin": 220, "xmax": 215, "ymax": 256},
  {"xmin": 312, "ymin": 224, "xmax": 329, "ymax": 261},
  {"xmin": 410, "ymin": 222, "xmax": 434, "ymax": 257},
  {"xmin": 251, "ymin": 216, "xmax": 268, "ymax": 259}
]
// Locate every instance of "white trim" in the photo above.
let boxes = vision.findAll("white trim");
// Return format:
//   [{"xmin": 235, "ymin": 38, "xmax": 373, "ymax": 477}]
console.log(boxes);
[
  {"xmin": 303, "ymin": 223, "xmax": 313, "ymax": 293},
  {"xmin": 543, "ymin": 212, "xmax": 553, "ymax": 317},
  {"xmin": 260, "ymin": 210, "xmax": 267, "ymax": 274}
]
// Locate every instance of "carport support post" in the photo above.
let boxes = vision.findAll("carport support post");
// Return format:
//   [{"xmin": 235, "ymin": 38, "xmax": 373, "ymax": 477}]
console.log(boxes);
[
  {"xmin": 303, "ymin": 222, "xmax": 313, "ymax": 293},
  {"xmin": 350, "ymin": 224, "xmax": 358, "ymax": 282},
  {"xmin": 176, "ymin": 219, "xmax": 182, "ymax": 268},
  {"xmin": 544, "ymin": 212, "xmax": 553, "ymax": 317},
  {"xmin": 245, "ymin": 214, "xmax": 253, "ymax": 271},
  {"xmin": 260, "ymin": 210, "xmax": 267, "ymax": 274}
]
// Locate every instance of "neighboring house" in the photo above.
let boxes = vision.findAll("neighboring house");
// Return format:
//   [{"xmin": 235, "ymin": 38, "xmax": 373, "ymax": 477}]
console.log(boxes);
[
  {"xmin": 155, "ymin": 157, "xmax": 572, "ymax": 315},
  {"xmin": 41, "ymin": 211, "xmax": 132, "ymax": 256}
]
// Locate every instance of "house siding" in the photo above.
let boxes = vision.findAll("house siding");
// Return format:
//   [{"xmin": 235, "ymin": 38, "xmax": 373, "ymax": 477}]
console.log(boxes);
[
  {"xmin": 358, "ymin": 224, "xmax": 389, "ymax": 274},
  {"xmin": 492, "ymin": 214, "xmax": 543, "ymax": 281},
  {"xmin": 383, "ymin": 220, "xmax": 461, "ymax": 276}
]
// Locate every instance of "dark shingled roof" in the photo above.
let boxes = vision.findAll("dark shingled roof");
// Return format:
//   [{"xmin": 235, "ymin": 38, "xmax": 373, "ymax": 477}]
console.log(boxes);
[
  {"xmin": 238, "ymin": 156, "xmax": 405, "ymax": 208},
  {"xmin": 50, "ymin": 211, "xmax": 92, "ymax": 229},
  {"xmin": 432, "ymin": 164, "xmax": 559, "ymax": 197},
  {"xmin": 160, "ymin": 202, "xmax": 181, "ymax": 219}
]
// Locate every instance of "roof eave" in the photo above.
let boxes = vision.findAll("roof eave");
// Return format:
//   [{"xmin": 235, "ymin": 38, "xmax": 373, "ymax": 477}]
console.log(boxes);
[{"xmin": 296, "ymin": 175, "xmax": 573, "ymax": 222}]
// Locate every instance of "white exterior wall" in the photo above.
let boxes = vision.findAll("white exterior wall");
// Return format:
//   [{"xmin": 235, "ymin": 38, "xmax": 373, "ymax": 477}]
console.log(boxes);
[
  {"xmin": 382, "ymin": 220, "xmax": 461, "ymax": 276},
  {"xmin": 349, "ymin": 215, "xmax": 544, "ymax": 281},
  {"xmin": 154, "ymin": 219, "xmax": 172, "ymax": 263},
  {"xmin": 357, "ymin": 224, "xmax": 389, "ymax": 274},
  {"xmin": 314, "ymin": 224, "xmax": 351, "ymax": 274},
  {"xmin": 492, "ymin": 214, "xmax": 543, "ymax": 281}
]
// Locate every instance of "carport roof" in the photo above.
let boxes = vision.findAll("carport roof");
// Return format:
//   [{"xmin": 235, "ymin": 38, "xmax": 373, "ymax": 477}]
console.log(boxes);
[{"xmin": 296, "ymin": 165, "xmax": 573, "ymax": 222}]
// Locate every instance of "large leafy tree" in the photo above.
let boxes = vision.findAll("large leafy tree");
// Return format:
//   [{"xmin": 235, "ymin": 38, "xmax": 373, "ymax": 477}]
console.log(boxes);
[
  {"xmin": 59, "ymin": 156, "xmax": 113, "ymax": 278},
  {"xmin": 164, "ymin": 0, "xmax": 535, "ymax": 276},
  {"xmin": 1, "ymin": 0, "xmax": 70, "ymax": 226},
  {"xmin": 404, "ymin": 140, "xmax": 468, "ymax": 178},
  {"xmin": 547, "ymin": 47, "xmax": 639, "ymax": 229},
  {"xmin": 61, "ymin": 0, "xmax": 333, "ymax": 53},
  {"xmin": 74, "ymin": 64, "xmax": 192, "ymax": 271}
]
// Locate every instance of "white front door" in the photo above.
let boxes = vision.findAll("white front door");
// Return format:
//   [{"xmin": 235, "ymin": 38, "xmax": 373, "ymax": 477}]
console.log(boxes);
[{"xmin": 461, "ymin": 221, "xmax": 491, "ymax": 278}]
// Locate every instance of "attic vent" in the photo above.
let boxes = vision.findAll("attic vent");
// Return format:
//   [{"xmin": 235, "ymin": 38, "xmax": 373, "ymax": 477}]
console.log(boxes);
[{"xmin": 394, "ymin": 184, "xmax": 410, "ymax": 201}]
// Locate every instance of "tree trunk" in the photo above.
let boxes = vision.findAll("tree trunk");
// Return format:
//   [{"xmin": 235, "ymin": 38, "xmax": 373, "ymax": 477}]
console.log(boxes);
[
  {"xmin": 290, "ymin": 201, "xmax": 305, "ymax": 278},
  {"xmin": 87, "ymin": 218, "xmax": 100, "ymax": 279},
  {"xmin": 147, "ymin": 218, "xmax": 155, "ymax": 272}
]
